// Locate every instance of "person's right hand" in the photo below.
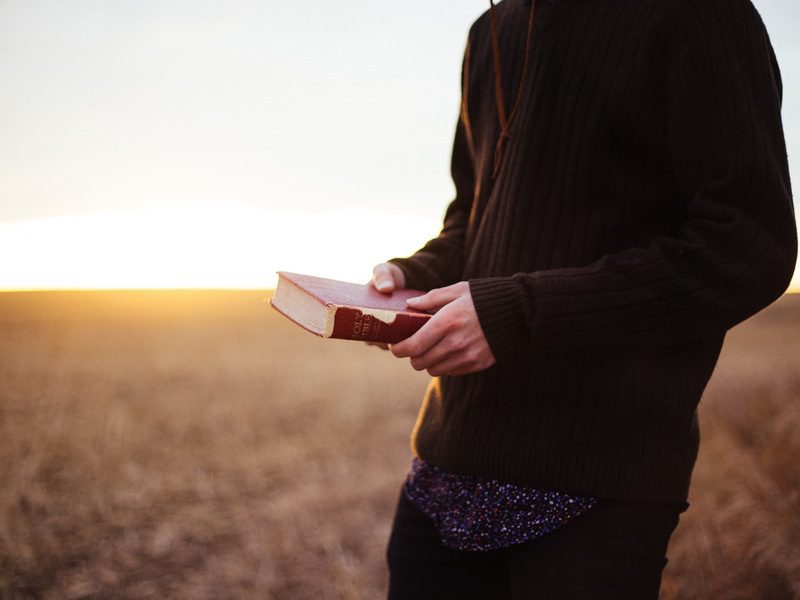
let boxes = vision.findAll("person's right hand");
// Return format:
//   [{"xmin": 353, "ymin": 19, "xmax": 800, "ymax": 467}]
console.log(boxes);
[{"xmin": 371, "ymin": 262, "xmax": 406, "ymax": 294}]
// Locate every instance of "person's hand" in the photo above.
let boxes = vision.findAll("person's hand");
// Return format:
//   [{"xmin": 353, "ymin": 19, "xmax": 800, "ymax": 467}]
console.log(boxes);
[
  {"xmin": 371, "ymin": 262, "xmax": 406, "ymax": 294},
  {"xmin": 390, "ymin": 282, "xmax": 495, "ymax": 376},
  {"xmin": 366, "ymin": 263, "xmax": 408, "ymax": 350}
]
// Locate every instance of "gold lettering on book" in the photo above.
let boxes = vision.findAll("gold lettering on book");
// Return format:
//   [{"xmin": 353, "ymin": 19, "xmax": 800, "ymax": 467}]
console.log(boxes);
[
  {"xmin": 362, "ymin": 314, "xmax": 373, "ymax": 338},
  {"xmin": 352, "ymin": 312, "xmax": 381, "ymax": 339},
  {"xmin": 352, "ymin": 312, "xmax": 363, "ymax": 338}
]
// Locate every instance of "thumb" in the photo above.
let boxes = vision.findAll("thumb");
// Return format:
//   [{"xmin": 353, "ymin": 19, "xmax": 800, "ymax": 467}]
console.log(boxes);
[
  {"xmin": 406, "ymin": 284, "xmax": 462, "ymax": 311},
  {"xmin": 372, "ymin": 263, "xmax": 405, "ymax": 294}
]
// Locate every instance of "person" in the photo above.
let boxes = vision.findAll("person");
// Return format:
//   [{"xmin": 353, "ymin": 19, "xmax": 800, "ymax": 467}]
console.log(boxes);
[{"xmin": 370, "ymin": 0, "xmax": 797, "ymax": 598}]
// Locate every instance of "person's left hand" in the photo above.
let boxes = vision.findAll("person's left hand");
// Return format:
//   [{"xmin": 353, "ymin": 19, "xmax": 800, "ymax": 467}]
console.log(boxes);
[{"xmin": 390, "ymin": 282, "xmax": 495, "ymax": 376}]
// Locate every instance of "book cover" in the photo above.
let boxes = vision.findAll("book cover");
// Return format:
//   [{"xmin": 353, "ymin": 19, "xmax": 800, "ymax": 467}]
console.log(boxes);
[{"xmin": 269, "ymin": 271, "xmax": 431, "ymax": 343}]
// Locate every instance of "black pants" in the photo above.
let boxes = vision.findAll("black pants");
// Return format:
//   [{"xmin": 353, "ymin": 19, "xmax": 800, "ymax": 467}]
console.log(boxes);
[{"xmin": 386, "ymin": 488, "xmax": 688, "ymax": 600}]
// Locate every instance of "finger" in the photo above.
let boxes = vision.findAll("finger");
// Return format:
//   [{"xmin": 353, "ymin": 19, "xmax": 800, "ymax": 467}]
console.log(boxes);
[
  {"xmin": 388, "ymin": 263, "xmax": 406, "ymax": 289},
  {"xmin": 425, "ymin": 353, "xmax": 471, "ymax": 377},
  {"xmin": 406, "ymin": 283, "xmax": 463, "ymax": 311},
  {"xmin": 372, "ymin": 264, "xmax": 396, "ymax": 293},
  {"xmin": 409, "ymin": 332, "xmax": 464, "ymax": 371},
  {"xmin": 426, "ymin": 347, "xmax": 491, "ymax": 376},
  {"xmin": 429, "ymin": 348, "xmax": 495, "ymax": 376},
  {"xmin": 391, "ymin": 316, "xmax": 448, "ymax": 359}
]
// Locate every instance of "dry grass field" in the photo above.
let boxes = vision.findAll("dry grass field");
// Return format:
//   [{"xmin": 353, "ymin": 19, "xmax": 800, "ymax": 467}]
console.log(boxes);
[{"xmin": 0, "ymin": 290, "xmax": 798, "ymax": 599}]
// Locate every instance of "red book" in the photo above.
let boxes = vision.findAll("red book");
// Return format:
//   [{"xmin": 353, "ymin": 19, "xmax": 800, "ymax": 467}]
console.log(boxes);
[{"xmin": 269, "ymin": 271, "xmax": 431, "ymax": 343}]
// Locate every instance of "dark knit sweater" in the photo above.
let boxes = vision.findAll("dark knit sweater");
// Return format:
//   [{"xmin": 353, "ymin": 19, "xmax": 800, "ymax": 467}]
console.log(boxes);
[{"xmin": 389, "ymin": 0, "xmax": 797, "ymax": 502}]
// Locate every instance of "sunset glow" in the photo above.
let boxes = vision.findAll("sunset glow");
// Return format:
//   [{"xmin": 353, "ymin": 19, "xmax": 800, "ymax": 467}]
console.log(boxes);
[
  {"xmin": 0, "ymin": 205, "xmax": 440, "ymax": 290},
  {"xmin": 1, "ymin": 205, "xmax": 798, "ymax": 292}
]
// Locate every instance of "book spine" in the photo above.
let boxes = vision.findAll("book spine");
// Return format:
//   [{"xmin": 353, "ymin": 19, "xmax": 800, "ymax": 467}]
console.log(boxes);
[{"xmin": 330, "ymin": 307, "xmax": 428, "ymax": 343}]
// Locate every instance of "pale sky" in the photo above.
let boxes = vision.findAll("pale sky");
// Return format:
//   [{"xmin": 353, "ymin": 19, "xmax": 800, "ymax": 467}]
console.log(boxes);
[{"xmin": 0, "ymin": 0, "xmax": 798, "ymax": 289}]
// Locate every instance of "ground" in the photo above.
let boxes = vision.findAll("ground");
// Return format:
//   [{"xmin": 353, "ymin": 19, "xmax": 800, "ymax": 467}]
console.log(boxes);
[{"xmin": 0, "ymin": 291, "xmax": 798, "ymax": 599}]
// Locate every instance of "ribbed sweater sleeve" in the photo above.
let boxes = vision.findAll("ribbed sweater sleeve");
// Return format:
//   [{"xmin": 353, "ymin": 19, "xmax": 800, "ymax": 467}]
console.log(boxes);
[
  {"xmin": 470, "ymin": 0, "xmax": 797, "ymax": 357},
  {"xmin": 388, "ymin": 34, "xmax": 476, "ymax": 292}
]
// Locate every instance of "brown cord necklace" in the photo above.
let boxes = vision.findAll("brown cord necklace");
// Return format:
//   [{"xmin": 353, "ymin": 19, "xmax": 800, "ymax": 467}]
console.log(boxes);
[{"xmin": 488, "ymin": 0, "xmax": 537, "ymax": 179}]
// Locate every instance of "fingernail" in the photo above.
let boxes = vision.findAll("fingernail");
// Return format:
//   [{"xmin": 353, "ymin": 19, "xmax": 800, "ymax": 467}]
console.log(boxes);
[
  {"xmin": 377, "ymin": 280, "xmax": 391, "ymax": 291},
  {"xmin": 407, "ymin": 296, "xmax": 420, "ymax": 304}
]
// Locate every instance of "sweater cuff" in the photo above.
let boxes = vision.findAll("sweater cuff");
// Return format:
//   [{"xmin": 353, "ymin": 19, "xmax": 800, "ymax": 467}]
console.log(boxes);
[{"xmin": 469, "ymin": 276, "xmax": 531, "ymax": 362}]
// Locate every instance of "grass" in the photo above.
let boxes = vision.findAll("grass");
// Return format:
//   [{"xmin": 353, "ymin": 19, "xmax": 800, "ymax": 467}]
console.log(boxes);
[{"xmin": 0, "ymin": 291, "xmax": 798, "ymax": 599}]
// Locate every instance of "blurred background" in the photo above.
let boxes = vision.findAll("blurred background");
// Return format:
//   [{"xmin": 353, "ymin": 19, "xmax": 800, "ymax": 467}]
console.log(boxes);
[{"xmin": 1, "ymin": 1, "xmax": 799, "ymax": 598}]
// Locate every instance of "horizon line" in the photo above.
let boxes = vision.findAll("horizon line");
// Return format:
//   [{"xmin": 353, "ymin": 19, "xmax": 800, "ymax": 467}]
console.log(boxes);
[
  {"xmin": 0, "ymin": 287, "xmax": 275, "ymax": 293},
  {"xmin": 0, "ymin": 287, "xmax": 798, "ymax": 295}
]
